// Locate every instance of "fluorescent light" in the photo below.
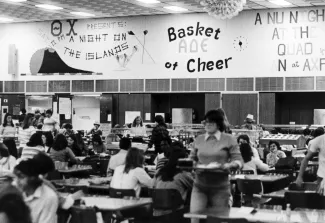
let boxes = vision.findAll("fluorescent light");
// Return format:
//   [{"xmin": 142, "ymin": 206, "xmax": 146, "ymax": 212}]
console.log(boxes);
[
  {"xmin": 6, "ymin": 0, "xmax": 27, "ymax": 2},
  {"xmin": 0, "ymin": 17, "xmax": 13, "ymax": 22},
  {"xmin": 164, "ymin": 6, "xmax": 188, "ymax": 12},
  {"xmin": 70, "ymin": 12, "xmax": 95, "ymax": 17},
  {"xmin": 35, "ymin": 4, "xmax": 63, "ymax": 10},
  {"xmin": 269, "ymin": 0, "xmax": 291, "ymax": 6},
  {"xmin": 136, "ymin": 0, "xmax": 161, "ymax": 3}
]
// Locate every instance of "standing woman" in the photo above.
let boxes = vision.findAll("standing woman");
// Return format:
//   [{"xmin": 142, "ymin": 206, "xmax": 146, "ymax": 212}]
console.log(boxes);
[
  {"xmin": 189, "ymin": 110, "xmax": 243, "ymax": 222},
  {"xmin": 148, "ymin": 115, "xmax": 169, "ymax": 154},
  {"xmin": 18, "ymin": 114, "xmax": 36, "ymax": 150},
  {"xmin": 0, "ymin": 113, "xmax": 16, "ymax": 139}
]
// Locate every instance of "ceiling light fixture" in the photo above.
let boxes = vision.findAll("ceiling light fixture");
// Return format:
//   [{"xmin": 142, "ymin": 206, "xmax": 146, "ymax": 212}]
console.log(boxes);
[
  {"xmin": 164, "ymin": 6, "xmax": 188, "ymax": 12},
  {"xmin": 70, "ymin": 12, "xmax": 95, "ymax": 17},
  {"xmin": 0, "ymin": 17, "xmax": 13, "ymax": 22},
  {"xmin": 269, "ymin": 0, "xmax": 292, "ymax": 6},
  {"xmin": 35, "ymin": 4, "xmax": 63, "ymax": 10},
  {"xmin": 136, "ymin": 0, "xmax": 161, "ymax": 3},
  {"xmin": 6, "ymin": 0, "xmax": 27, "ymax": 2}
]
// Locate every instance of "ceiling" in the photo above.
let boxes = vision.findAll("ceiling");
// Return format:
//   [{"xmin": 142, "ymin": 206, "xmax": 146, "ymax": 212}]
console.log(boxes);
[{"xmin": 0, "ymin": 0, "xmax": 325, "ymax": 23}]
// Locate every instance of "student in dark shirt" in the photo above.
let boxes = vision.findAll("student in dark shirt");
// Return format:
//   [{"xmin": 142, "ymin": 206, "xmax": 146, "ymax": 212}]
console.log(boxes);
[{"xmin": 148, "ymin": 115, "xmax": 169, "ymax": 154}]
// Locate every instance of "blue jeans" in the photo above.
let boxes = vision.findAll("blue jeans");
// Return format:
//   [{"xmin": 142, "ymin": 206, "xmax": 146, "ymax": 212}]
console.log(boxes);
[{"xmin": 190, "ymin": 184, "xmax": 231, "ymax": 223}]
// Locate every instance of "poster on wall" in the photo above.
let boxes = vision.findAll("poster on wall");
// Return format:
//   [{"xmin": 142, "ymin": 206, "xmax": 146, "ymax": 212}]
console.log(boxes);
[
  {"xmin": 59, "ymin": 98, "xmax": 71, "ymax": 116},
  {"xmin": 1, "ymin": 8, "xmax": 325, "ymax": 79}
]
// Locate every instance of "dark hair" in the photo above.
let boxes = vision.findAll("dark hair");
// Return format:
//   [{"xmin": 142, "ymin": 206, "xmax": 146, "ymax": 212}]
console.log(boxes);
[
  {"xmin": 3, "ymin": 139, "xmax": 18, "ymax": 159},
  {"xmin": 268, "ymin": 140, "xmax": 281, "ymax": 150},
  {"xmin": 132, "ymin": 116, "xmax": 143, "ymax": 127},
  {"xmin": 303, "ymin": 128, "xmax": 311, "ymax": 136},
  {"xmin": 204, "ymin": 109, "xmax": 226, "ymax": 132},
  {"xmin": 161, "ymin": 138, "xmax": 172, "ymax": 158},
  {"xmin": 14, "ymin": 159, "xmax": 43, "ymax": 189},
  {"xmin": 313, "ymin": 127, "xmax": 325, "ymax": 138},
  {"xmin": 124, "ymin": 147, "xmax": 144, "ymax": 174},
  {"xmin": 32, "ymin": 152, "xmax": 55, "ymax": 175},
  {"xmin": 157, "ymin": 147, "xmax": 187, "ymax": 181},
  {"xmin": 119, "ymin": 137, "xmax": 131, "ymax": 150},
  {"xmin": 42, "ymin": 132, "xmax": 54, "ymax": 148},
  {"xmin": 237, "ymin": 134, "xmax": 250, "ymax": 144},
  {"xmin": 239, "ymin": 143, "xmax": 253, "ymax": 163},
  {"xmin": 0, "ymin": 186, "xmax": 32, "ymax": 223},
  {"xmin": 155, "ymin": 115, "xmax": 165, "ymax": 126},
  {"xmin": 92, "ymin": 134, "xmax": 103, "ymax": 145},
  {"xmin": 52, "ymin": 134, "xmax": 68, "ymax": 151},
  {"xmin": 3, "ymin": 113, "xmax": 14, "ymax": 127},
  {"xmin": 34, "ymin": 109, "xmax": 40, "ymax": 114},
  {"xmin": 45, "ymin": 109, "xmax": 52, "ymax": 115},
  {"xmin": 0, "ymin": 143, "xmax": 9, "ymax": 158},
  {"xmin": 64, "ymin": 123, "xmax": 73, "ymax": 130},
  {"xmin": 26, "ymin": 133, "xmax": 44, "ymax": 147},
  {"xmin": 20, "ymin": 108, "xmax": 26, "ymax": 114},
  {"xmin": 22, "ymin": 114, "xmax": 34, "ymax": 130}
]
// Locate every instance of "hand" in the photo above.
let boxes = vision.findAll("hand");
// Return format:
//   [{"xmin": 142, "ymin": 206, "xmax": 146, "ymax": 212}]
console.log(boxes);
[
  {"xmin": 295, "ymin": 177, "xmax": 304, "ymax": 188},
  {"xmin": 221, "ymin": 163, "xmax": 232, "ymax": 171}
]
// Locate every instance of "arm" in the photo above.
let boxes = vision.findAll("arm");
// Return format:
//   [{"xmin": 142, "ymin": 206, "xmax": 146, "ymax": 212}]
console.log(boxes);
[
  {"xmin": 136, "ymin": 168, "xmax": 154, "ymax": 187},
  {"xmin": 66, "ymin": 148, "xmax": 78, "ymax": 163},
  {"xmin": 189, "ymin": 137, "xmax": 199, "ymax": 162},
  {"xmin": 225, "ymin": 136, "xmax": 244, "ymax": 170},
  {"xmin": 296, "ymin": 150, "xmax": 316, "ymax": 186},
  {"xmin": 251, "ymin": 147, "xmax": 261, "ymax": 160},
  {"xmin": 254, "ymin": 158, "xmax": 269, "ymax": 172},
  {"xmin": 0, "ymin": 126, "xmax": 4, "ymax": 136}
]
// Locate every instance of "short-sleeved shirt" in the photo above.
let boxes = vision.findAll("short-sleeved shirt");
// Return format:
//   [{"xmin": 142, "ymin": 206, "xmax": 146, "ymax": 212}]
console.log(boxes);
[{"xmin": 309, "ymin": 135, "xmax": 325, "ymax": 178}]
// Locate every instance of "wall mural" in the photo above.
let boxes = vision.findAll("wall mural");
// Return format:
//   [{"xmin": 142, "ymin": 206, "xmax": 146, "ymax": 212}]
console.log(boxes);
[{"xmin": 0, "ymin": 7, "xmax": 325, "ymax": 79}]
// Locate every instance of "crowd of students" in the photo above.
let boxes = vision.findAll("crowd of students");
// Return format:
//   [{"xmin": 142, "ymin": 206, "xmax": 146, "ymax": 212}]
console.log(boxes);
[{"xmin": 0, "ymin": 107, "xmax": 320, "ymax": 223}]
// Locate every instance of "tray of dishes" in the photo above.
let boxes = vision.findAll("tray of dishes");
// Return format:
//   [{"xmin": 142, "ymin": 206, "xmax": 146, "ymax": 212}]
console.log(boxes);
[{"xmin": 177, "ymin": 159, "xmax": 226, "ymax": 172}]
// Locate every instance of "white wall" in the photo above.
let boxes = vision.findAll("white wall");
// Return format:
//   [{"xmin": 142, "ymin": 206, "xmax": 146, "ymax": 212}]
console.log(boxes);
[
  {"xmin": 0, "ymin": 8, "xmax": 325, "ymax": 81},
  {"xmin": 72, "ymin": 96, "xmax": 100, "ymax": 130}
]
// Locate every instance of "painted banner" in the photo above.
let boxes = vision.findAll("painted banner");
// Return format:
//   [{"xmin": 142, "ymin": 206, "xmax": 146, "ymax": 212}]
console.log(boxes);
[{"xmin": 0, "ymin": 7, "xmax": 325, "ymax": 80}]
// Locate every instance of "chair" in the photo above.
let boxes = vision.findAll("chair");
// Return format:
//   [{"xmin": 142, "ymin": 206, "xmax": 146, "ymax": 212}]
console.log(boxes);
[
  {"xmin": 46, "ymin": 170, "xmax": 62, "ymax": 180},
  {"xmin": 99, "ymin": 159, "xmax": 110, "ymax": 177},
  {"xmin": 288, "ymin": 182, "xmax": 318, "ymax": 191},
  {"xmin": 70, "ymin": 206, "xmax": 97, "ymax": 223},
  {"xmin": 109, "ymin": 188, "xmax": 136, "ymax": 198},
  {"xmin": 236, "ymin": 179, "xmax": 269, "ymax": 207},
  {"xmin": 207, "ymin": 216, "xmax": 248, "ymax": 223},
  {"xmin": 285, "ymin": 191, "xmax": 325, "ymax": 210}
]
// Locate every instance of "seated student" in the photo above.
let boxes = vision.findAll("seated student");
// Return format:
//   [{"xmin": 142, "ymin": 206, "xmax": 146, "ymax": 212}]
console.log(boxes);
[
  {"xmin": 237, "ymin": 134, "xmax": 260, "ymax": 160},
  {"xmin": 110, "ymin": 147, "xmax": 153, "ymax": 197},
  {"xmin": 59, "ymin": 123, "xmax": 75, "ymax": 137},
  {"xmin": 0, "ymin": 143, "xmax": 16, "ymax": 174},
  {"xmin": 33, "ymin": 152, "xmax": 83, "ymax": 210},
  {"xmin": 153, "ymin": 146, "xmax": 194, "ymax": 217},
  {"xmin": 13, "ymin": 159, "xmax": 59, "ymax": 223},
  {"xmin": 21, "ymin": 133, "xmax": 45, "ymax": 160},
  {"xmin": 41, "ymin": 132, "xmax": 54, "ymax": 154},
  {"xmin": 90, "ymin": 134, "xmax": 107, "ymax": 154},
  {"xmin": 240, "ymin": 144, "xmax": 269, "ymax": 174},
  {"xmin": 156, "ymin": 139, "xmax": 172, "ymax": 171},
  {"xmin": 130, "ymin": 116, "xmax": 146, "ymax": 137},
  {"xmin": 0, "ymin": 185, "xmax": 32, "ymax": 223},
  {"xmin": 3, "ymin": 139, "xmax": 18, "ymax": 159},
  {"xmin": 108, "ymin": 137, "xmax": 131, "ymax": 171},
  {"xmin": 49, "ymin": 134, "xmax": 78, "ymax": 164},
  {"xmin": 266, "ymin": 140, "xmax": 286, "ymax": 168},
  {"xmin": 67, "ymin": 134, "xmax": 82, "ymax": 157}
]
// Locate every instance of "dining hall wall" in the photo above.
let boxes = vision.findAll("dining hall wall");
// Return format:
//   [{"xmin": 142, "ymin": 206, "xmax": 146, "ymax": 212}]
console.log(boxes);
[{"xmin": 1, "ymin": 7, "xmax": 325, "ymax": 81}]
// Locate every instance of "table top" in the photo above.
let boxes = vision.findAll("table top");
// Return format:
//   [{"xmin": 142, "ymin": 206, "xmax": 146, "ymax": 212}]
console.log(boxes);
[
  {"xmin": 230, "ymin": 174, "xmax": 289, "ymax": 182},
  {"xmin": 58, "ymin": 167, "xmax": 93, "ymax": 173},
  {"xmin": 82, "ymin": 197, "xmax": 152, "ymax": 211},
  {"xmin": 52, "ymin": 177, "xmax": 111, "ymax": 188},
  {"xmin": 308, "ymin": 161, "xmax": 319, "ymax": 166},
  {"xmin": 184, "ymin": 207, "xmax": 325, "ymax": 223}
]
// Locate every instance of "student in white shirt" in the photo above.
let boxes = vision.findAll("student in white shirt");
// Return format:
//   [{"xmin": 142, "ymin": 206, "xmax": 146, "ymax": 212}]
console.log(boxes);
[
  {"xmin": 130, "ymin": 116, "xmax": 146, "ymax": 136},
  {"xmin": 0, "ymin": 113, "xmax": 16, "ymax": 139},
  {"xmin": 18, "ymin": 114, "xmax": 36, "ymax": 149},
  {"xmin": 108, "ymin": 137, "xmax": 131, "ymax": 172},
  {"xmin": 42, "ymin": 110, "xmax": 59, "ymax": 132},
  {"xmin": 110, "ymin": 147, "xmax": 153, "ymax": 197},
  {"xmin": 240, "ymin": 143, "xmax": 269, "ymax": 174},
  {"xmin": 13, "ymin": 159, "xmax": 59, "ymax": 223}
]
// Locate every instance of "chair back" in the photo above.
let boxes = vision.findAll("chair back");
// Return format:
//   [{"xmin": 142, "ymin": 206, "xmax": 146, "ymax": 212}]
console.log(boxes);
[
  {"xmin": 285, "ymin": 191, "xmax": 325, "ymax": 210},
  {"xmin": 151, "ymin": 188, "xmax": 184, "ymax": 210},
  {"xmin": 99, "ymin": 159, "xmax": 109, "ymax": 176},
  {"xmin": 109, "ymin": 188, "xmax": 136, "ymax": 198},
  {"xmin": 207, "ymin": 216, "xmax": 248, "ymax": 223},
  {"xmin": 82, "ymin": 161, "xmax": 99, "ymax": 175},
  {"xmin": 46, "ymin": 170, "xmax": 62, "ymax": 180},
  {"xmin": 70, "ymin": 206, "xmax": 97, "ymax": 223},
  {"xmin": 236, "ymin": 179, "xmax": 263, "ymax": 195}
]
